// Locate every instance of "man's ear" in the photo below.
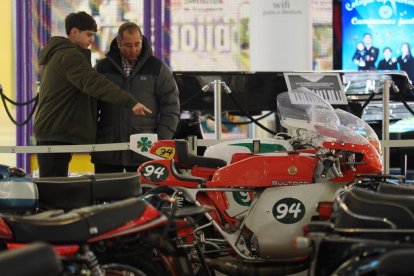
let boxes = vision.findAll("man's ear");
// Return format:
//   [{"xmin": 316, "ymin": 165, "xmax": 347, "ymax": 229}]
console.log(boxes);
[{"xmin": 69, "ymin": 27, "xmax": 78, "ymax": 36}]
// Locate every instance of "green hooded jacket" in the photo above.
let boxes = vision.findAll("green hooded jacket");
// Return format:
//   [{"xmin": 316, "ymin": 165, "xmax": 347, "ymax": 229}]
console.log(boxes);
[{"xmin": 34, "ymin": 36, "xmax": 138, "ymax": 144}]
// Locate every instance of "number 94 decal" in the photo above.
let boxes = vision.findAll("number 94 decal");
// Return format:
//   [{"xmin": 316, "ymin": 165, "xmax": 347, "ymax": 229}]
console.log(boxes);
[
  {"xmin": 272, "ymin": 198, "xmax": 306, "ymax": 224},
  {"xmin": 155, "ymin": 147, "xmax": 175, "ymax": 159},
  {"xmin": 142, "ymin": 164, "xmax": 169, "ymax": 182}
]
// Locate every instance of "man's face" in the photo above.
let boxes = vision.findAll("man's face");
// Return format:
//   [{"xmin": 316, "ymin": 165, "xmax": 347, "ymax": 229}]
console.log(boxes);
[
  {"xmin": 71, "ymin": 28, "xmax": 95, "ymax": 49},
  {"xmin": 402, "ymin": 44, "xmax": 409, "ymax": 55},
  {"xmin": 117, "ymin": 30, "xmax": 142, "ymax": 63},
  {"xmin": 384, "ymin": 49, "xmax": 391, "ymax": 59},
  {"xmin": 363, "ymin": 34, "xmax": 372, "ymax": 46}
]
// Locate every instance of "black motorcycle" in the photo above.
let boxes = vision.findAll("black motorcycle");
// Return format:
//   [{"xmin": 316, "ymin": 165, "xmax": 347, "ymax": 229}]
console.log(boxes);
[{"xmin": 298, "ymin": 175, "xmax": 414, "ymax": 275}]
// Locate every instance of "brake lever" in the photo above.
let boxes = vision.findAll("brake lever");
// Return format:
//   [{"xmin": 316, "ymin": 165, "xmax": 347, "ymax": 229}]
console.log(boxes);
[
  {"xmin": 331, "ymin": 161, "xmax": 343, "ymax": 178},
  {"xmin": 320, "ymin": 155, "xmax": 343, "ymax": 178},
  {"xmin": 320, "ymin": 158, "xmax": 333, "ymax": 178}
]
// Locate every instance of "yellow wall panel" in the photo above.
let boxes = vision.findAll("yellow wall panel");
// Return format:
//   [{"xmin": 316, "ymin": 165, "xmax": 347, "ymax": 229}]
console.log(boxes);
[
  {"xmin": 31, "ymin": 154, "xmax": 95, "ymax": 176},
  {"xmin": 0, "ymin": 0, "xmax": 13, "ymax": 97},
  {"xmin": 0, "ymin": 0, "xmax": 16, "ymax": 167}
]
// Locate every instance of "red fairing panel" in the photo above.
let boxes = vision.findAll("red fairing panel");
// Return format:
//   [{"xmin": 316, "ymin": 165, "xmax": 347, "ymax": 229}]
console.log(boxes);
[
  {"xmin": 208, "ymin": 153, "xmax": 317, "ymax": 188},
  {"xmin": 0, "ymin": 219, "xmax": 12, "ymax": 239},
  {"xmin": 325, "ymin": 142, "xmax": 383, "ymax": 182}
]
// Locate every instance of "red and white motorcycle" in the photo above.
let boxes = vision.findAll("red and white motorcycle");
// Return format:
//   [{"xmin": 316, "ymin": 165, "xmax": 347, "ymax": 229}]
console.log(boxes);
[
  {"xmin": 131, "ymin": 88, "xmax": 383, "ymax": 274},
  {"xmin": 0, "ymin": 164, "xmax": 198, "ymax": 276}
]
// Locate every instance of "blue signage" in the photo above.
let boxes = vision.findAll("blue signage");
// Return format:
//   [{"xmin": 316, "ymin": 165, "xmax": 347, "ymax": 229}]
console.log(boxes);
[{"xmin": 342, "ymin": 1, "xmax": 414, "ymax": 81}]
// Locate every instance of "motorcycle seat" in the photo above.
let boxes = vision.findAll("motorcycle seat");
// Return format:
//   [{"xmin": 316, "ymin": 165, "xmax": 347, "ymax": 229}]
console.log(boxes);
[
  {"xmin": 35, "ymin": 172, "xmax": 141, "ymax": 211},
  {"xmin": 378, "ymin": 182, "xmax": 414, "ymax": 196},
  {"xmin": 376, "ymin": 249, "xmax": 414, "ymax": 275},
  {"xmin": 2, "ymin": 197, "xmax": 148, "ymax": 243},
  {"xmin": 175, "ymin": 140, "xmax": 227, "ymax": 168},
  {"xmin": 0, "ymin": 242, "xmax": 62, "ymax": 276},
  {"xmin": 336, "ymin": 188, "xmax": 414, "ymax": 229}
]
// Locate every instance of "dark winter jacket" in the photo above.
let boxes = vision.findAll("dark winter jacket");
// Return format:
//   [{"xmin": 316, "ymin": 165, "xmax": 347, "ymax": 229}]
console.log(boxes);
[
  {"xmin": 34, "ymin": 36, "xmax": 138, "ymax": 145},
  {"xmin": 398, "ymin": 54, "xmax": 414, "ymax": 82},
  {"xmin": 378, "ymin": 58, "xmax": 398, "ymax": 70},
  {"xmin": 91, "ymin": 36, "xmax": 180, "ymax": 167}
]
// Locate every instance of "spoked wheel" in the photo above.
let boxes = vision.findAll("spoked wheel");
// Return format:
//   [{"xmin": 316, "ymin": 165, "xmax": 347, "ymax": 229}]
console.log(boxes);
[
  {"xmin": 101, "ymin": 255, "xmax": 173, "ymax": 276},
  {"xmin": 144, "ymin": 186, "xmax": 217, "ymax": 276},
  {"xmin": 102, "ymin": 263, "xmax": 147, "ymax": 276}
]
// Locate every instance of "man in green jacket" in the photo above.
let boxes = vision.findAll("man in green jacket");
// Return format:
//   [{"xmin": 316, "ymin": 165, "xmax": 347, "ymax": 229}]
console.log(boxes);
[{"xmin": 34, "ymin": 11, "xmax": 151, "ymax": 177}]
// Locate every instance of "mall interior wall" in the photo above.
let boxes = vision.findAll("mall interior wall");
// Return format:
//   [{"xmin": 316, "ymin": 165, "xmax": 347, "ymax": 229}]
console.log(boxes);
[{"xmin": 0, "ymin": 0, "xmax": 16, "ymax": 166}]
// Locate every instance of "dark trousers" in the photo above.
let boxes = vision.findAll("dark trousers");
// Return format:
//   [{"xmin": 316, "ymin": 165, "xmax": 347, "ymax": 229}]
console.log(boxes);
[
  {"xmin": 94, "ymin": 163, "xmax": 138, "ymax": 174},
  {"xmin": 37, "ymin": 141, "xmax": 72, "ymax": 177}
]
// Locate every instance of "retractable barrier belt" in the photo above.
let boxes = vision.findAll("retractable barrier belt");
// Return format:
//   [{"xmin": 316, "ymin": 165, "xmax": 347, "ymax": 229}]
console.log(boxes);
[
  {"xmin": 0, "ymin": 139, "xmax": 413, "ymax": 154},
  {"xmin": 0, "ymin": 139, "xmax": 221, "ymax": 154},
  {"xmin": 0, "ymin": 143, "xmax": 130, "ymax": 154}
]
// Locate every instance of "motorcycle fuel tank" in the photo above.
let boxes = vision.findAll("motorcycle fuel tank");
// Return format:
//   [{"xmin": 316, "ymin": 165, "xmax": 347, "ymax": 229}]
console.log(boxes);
[
  {"xmin": 0, "ymin": 165, "xmax": 38, "ymax": 214},
  {"xmin": 209, "ymin": 152, "xmax": 317, "ymax": 188}
]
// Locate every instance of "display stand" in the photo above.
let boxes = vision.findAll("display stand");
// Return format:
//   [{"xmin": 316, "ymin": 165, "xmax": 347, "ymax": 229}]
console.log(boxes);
[
  {"xmin": 213, "ymin": 80, "xmax": 222, "ymax": 140},
  {"xmin": 202, "ymin": 80, "xmax": 232, "ymax": 140},
  {"xmin": 382, "ymin": 79, "xmax": 390, "ymax": 174},
  {"xmin": 187, "ymin": 135, "xmax": 198, "ymax": 155}
]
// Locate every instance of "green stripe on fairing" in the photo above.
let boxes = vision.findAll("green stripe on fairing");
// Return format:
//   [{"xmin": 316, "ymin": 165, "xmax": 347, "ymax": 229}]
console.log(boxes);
[{"xmin": 229, "ymin": 143, "xmax": 286, "ymax": 152}]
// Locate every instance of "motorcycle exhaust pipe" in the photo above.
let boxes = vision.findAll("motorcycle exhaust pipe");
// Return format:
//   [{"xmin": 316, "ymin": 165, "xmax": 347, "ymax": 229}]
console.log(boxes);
[{"xmin": 205, "ymin": 257, "xmax": 308, "ymax": 276}]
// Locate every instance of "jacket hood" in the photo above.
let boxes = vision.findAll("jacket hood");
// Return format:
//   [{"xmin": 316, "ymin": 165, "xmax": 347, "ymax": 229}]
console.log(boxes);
[
  {"xmin": 107, "ymin": 35, "xmax": 153, "ymax": 62},
  {"xmin": 39, "ymin": 36, "xmax": 79, "ymax": 65}
]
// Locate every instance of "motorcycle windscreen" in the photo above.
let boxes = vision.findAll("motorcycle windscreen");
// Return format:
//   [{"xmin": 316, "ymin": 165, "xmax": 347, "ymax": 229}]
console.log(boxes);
[{"xmin": 277, "ymin": 87, "xmax": 339, "ymax": 134}]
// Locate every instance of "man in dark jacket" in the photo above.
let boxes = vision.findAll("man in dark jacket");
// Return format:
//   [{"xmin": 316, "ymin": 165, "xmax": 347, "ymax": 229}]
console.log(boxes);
[
  {"xmin": 362, "ymin": 33, "xmax": 379, "ymax": 70},
  {"xmin": 34, "ymin": 12, "xmax": 151, "ymax": 177},
  {"xmin": 91, "ymin": 22, "xmax": 180, "ymax": 173}
]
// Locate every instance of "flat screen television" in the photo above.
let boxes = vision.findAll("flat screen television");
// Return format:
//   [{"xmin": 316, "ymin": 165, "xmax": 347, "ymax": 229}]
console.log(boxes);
[{"xmin": 333, "ymin": 0, "xmax": 414, "ymax": 83}]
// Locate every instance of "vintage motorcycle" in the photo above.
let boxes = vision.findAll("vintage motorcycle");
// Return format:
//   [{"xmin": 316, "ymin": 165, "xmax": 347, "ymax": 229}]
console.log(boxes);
[
  {"xmin": 0, "ymin": 242, "xmax": 62, "ymax": 276},
  {"xmin": 298, "ymin": 175, "xmax": 414, "ymax": 276},
  {"xmin": 135, "ymin": 88, "xmax": 383, "ymax": 275},
  {"xmin": 0, "ymin": 164, "xmax": 196, "ymax": 276}
]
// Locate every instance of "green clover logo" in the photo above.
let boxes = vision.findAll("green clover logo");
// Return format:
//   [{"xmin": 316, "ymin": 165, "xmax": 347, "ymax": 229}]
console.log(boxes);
[{"xmin": 137, "ymin": 137, "xmax": 152, "ymax": 152}]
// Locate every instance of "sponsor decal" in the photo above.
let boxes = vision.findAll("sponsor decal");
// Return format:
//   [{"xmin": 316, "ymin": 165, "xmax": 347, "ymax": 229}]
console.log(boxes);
[
  {"xmin": 271, "ymin": 181, "xmax": 308, "ymax": 186},
  {"xmin": 137, "ymin": 137, "xmax": 152, "ymax": 152}
]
